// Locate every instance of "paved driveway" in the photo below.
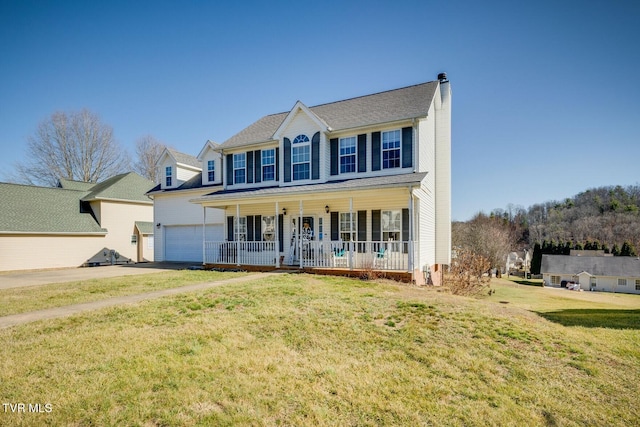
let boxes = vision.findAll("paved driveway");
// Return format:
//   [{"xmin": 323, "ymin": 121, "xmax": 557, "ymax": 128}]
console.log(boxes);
[{"xmin": 0, "ymin": 262, "xmax": 196, "ymax": 290}]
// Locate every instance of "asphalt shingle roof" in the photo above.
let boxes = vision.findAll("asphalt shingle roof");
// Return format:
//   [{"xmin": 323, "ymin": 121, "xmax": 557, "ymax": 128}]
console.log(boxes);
[
  {"xmin": 193, "ymin": 173, "xmax": 428, "ymax": 204},
  {"xmin": 168, "ymin": 149, "xmax": 201, "ymax": 169},
  {"xmin": 221, "ymin": 80, "xmax": 439, "ymax": 150},
  {"xmin": 82, "ymin": 172, "xmax": 155, "ymax": 203},
  {"xmin": 541, "ymin": 255, "xmax": 640, "ymax": 277},
  {"xmin": 1, "ymin": 172, "xmax": 155, "ymax": 234},
  {"xmin": 0, "ymin": 183, "xmax": 105, "ymax": 234}
]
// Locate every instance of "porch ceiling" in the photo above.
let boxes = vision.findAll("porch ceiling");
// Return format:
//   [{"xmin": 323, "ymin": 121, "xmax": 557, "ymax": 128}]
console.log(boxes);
[{"xmin": 190, "ymin": 173, "xmax": 428, "ymax": 207}]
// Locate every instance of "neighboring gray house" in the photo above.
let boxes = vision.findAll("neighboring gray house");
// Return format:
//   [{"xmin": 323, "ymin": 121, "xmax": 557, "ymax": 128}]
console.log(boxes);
[{"xmin": 541, "ymin": 254, "xmax": 640, "ymax": 294}]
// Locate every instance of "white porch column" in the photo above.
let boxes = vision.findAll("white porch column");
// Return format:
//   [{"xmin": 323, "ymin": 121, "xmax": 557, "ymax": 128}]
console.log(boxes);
[
  {"xmin": 236, "ymin": 203, "xmax": 240, "ymax": 266},
  {"xmin": 275, "ymin": 201, "xmax": 280, "ymax": 268},
  {"xmin": 408, "ymin": 188, "xmax": 414, "ymax": 275},
  {"xmin": 349, "ymin": 197, "xmax": 354, "ymax": 270},
  {"xmin": 299, "ymin": 200, "xmax": 303, "ymax": 269},
  {"xmin": 202, "ymin": 206, "xmax": 206, "ymax": 265}
]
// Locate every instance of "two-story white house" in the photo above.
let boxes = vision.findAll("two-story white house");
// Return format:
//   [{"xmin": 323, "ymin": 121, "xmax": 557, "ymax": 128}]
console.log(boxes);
[{"xmin": 152, "ymin": 74, "xmax": 450, "ymax": 284}]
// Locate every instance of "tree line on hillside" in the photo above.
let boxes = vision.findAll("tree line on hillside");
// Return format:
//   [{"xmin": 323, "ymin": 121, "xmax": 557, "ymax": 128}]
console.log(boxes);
[
  {"xmin": 453, "ymin": 185, "xmax": 640, "ymax": 274},
  {"xmin": 5, "ymin": 109, "xmax": 167, "ymax": 186}
]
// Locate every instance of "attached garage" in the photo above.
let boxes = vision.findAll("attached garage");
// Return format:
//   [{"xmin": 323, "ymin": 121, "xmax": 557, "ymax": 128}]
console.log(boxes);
[{"xmin": 164, "ymin": 225, "xmax": 223, "ymax": 262}]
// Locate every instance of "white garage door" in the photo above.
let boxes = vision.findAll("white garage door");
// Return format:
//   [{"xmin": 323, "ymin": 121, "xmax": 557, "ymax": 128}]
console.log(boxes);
[{"xmin": 164, "ymin": 225, "xmax": 223, "ymax": 262}]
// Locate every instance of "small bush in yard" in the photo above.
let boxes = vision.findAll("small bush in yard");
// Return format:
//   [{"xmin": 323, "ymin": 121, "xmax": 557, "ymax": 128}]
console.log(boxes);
[{"xmin": 446, "ymin": 247, "xmax": 491, "ymax": 296}]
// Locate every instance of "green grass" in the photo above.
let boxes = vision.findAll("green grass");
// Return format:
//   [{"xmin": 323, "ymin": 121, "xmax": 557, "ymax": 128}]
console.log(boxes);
[
  {"xmin": 1, "ymin": 273, "xmax": 639, "ymax": 426},
  {"xmin": 0, "ymin": 270, "xmax": 248, "ymax": 316}
]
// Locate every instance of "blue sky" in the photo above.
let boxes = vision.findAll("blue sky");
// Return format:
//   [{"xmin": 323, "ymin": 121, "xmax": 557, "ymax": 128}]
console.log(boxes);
[{"xmin": 1, "ymin": 0, "xmax": 638, "ymax": 221}]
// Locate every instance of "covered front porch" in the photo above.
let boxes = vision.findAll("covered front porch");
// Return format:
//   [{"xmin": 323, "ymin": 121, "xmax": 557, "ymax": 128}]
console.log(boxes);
[{"xmin": 192, "ymin": 174, "xmax": 428, "ymax": 283}]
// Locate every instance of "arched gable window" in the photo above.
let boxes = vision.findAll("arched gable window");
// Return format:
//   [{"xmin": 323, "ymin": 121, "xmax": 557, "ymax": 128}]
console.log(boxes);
[{"xmin": 292, "ymin": 134, "xmax": 310, "ymax": 180}]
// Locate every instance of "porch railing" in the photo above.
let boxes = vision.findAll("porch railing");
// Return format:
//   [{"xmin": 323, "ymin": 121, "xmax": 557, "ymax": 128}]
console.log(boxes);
[
  {"xmin": 204, "ymin": 240, "xmax": 415, "ymax": 271},
  {"xmin": 299, "ymin": 240, "xmax": 412, "ymax": 271},
  {"xmin": 205, "ymin": 241, "xmax": 279, "ymax": 266}
]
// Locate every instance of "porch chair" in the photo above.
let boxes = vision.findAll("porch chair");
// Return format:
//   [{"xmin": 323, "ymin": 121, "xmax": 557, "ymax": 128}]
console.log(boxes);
[
  {"xmin": 332, "ymin": 248, "xmax": 347, "ymax": 267},
  {"xmin": 373, "ymin": 247, "xmax": 387, "ymax": 269}
]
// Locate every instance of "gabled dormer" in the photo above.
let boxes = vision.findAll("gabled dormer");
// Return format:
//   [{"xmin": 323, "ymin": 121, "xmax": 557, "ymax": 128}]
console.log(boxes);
[
  {"xmin": 156, "ymin": 148, "xmax": 201, "ymax": 190},
  {"xmin": 273, "ymin": 101, "xmax": 330, "ymax": 186},
  {"xmin": 197, "ymin": 140, "xmax": 223, "ymax": 186}
]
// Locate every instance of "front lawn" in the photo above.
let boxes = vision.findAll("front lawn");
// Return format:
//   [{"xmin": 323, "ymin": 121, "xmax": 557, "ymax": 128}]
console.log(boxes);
[{"xmin": 1, "ymin": 273, "xmax": 639, "ymax": 426}]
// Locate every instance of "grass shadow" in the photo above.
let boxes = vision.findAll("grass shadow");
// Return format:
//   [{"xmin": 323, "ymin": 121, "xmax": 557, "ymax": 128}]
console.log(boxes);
[
  {"xmin": 537, "ymin": 309, "xmax": 640, "ymax": 329},
  {"xmin": 508, "ymin": 279, "xmax": 543, "ymax": 287}
]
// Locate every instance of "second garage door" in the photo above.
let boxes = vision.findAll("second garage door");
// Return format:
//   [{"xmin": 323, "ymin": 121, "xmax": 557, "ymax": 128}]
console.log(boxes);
[{"xmin": 164, "ymin": 225, "xmax": 223, "ymax": 262}]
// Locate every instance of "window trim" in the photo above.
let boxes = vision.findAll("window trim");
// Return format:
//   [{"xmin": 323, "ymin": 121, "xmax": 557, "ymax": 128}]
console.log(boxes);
[
  {"xmin": 339, "ymin": 212, "xmax": 356, "ymax": 242},
  {"xmin": 292, "ymin": 134, "xmax": 310, "ymax": 181},
  {"xmin": 618, "ymin": 278, "xmax": 627, "ymax": 287},
  {"xmin": 165, "ymin": 166, "xmax": 172, "ymax": 187},
  {"xmin": 381, "ymin": 210, "xmax": 402, "ymax": 241},
  {"xmin": 381, "ymin": 129, "xmax": 401, "ymax": 169},
  {"xmin": 339, "ymin": 136, "xmax": 356, "ymax": 174},
  {"xmin": 233, "ymin": 153, "xmax": 246, "ymax": 184},
  {"xmin": 234, "ymin": 216, "xmax": 247, "ymax": 241},
  {"xmin": 207, "ymin": 160, "xmax": 215, "ymax": 182},
  {"xmin": 262, "ymin": 149, "xmax": 275, "ymax": 182}
]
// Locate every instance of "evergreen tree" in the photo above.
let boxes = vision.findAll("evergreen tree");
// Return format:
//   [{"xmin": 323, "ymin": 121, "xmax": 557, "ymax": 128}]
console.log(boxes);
[
  {"xmin": 531, "ymin": 242, "xmax": 542, "ymax": 274},
  {"xmin": 620, "ymin": 241, "xmax": 638, "ymax": 257},
  {"xmin": 612, "ymin": 244, "xmax": 621, "ymax": 256}
]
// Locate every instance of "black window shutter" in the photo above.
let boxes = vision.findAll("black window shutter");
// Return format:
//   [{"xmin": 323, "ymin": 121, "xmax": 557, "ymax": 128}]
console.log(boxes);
[
  {"xmin": 247, "ymin": 151, "xmax": 254, "ymax": 183},
  {"xmin": 357, "ymin": 134, "xmax": 367, "ymax": 173},
  {"xmin": 226, "ymin": 155, "xmax": 234, "ymax": 185},
  {"xmin": 371, "ymin": 132, "xmax": 381, "ymax": 171},
  {"xmin": 283, "ymin": 138, "xmax": 291, "ymax": 182},
  {"xmin": 372, "ymin": 210, "xmax": 381, "ymax": 241},
  {"xmin": 278, "ymin": 214, "xmax": 284, "ymax": 252},
  {"xmin": 312, "ymin": 132, "xmax": 320, "ymax": 180},
  {"xmin": 247, "ymin": 216, "xmax": 254, "ymax": 241},
  {"xmin": 275, "ymin": 147, "xmax": 280, "ymax": 181},
  {"xmin": 330, "ymin": 138, "xmax": 339, "ymax": 176},
  {"xmin": 254, "ymin": 150, "xmax": 261, "ymax": 183},
  {"xmin": 357, "ymin": 210, "xmax": 367, "ymax": 252},
  {"xmin": 330, "ymin": 211, "xmax": 339, "ymax": 241},
  {"xmin": 402, "ymin": 127, "xmax": 413, "ymax": 168},
  {"xmin": 402, "ymin": 208, "xmax": 410, "ymax": 253},
  {"xmin": 254, "ymin": 215, "xmax": 262, "ymax": 241},
  {"xmin": 227, "ymin": 216, "xmax": 234, "ymax": 241}
]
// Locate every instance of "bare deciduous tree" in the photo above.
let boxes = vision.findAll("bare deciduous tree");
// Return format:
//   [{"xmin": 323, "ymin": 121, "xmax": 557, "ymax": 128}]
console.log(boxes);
[
  {"xmin": 133, "ymin": 135, "xmax": 166, "ymax": 182},
  {"xmin": 10, "ymin": 109, "xmax": 129, "ymax": 186}
]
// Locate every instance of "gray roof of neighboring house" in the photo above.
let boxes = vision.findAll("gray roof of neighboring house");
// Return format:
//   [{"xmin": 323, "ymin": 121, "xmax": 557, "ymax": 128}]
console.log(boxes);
[
  {"xmin": 193, "ymin": 172, "xmax": 428, "ymax": 203},
  {"xmin": 0, "ymin": 172, "xmax": 154, "ymax": 234},
  {"xmin": 541, "ymin": 255, "xmax": 640, "ymax": 277},
  {"xmin": 57, "ymin": 179, "xmax": 95, "ymax": 191},
  {"xmin": 168, "ymin": 149, "xmax": 201, "ymax": 169},
  {"xmin": 220, "ymin": 80, "xmax": 439, "ymax": 150},
  {"xmin": 0, "ymin": 183, "xmax": 106, "ymax": 234},
  {"xmin": 135, "ymin": 221, "xmax": 154, "ymax": 235},
  {"xmin": 81, "ymin": 172, "xmax": 155, "ymax": 203}
]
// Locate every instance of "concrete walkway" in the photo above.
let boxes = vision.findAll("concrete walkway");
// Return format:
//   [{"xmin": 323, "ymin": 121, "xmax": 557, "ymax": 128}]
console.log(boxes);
[
  {"xmin": 0, "ymin": 262, "xmax": 196, "ymax": 290},
  {"xmin": 0, "ymin": 272, "xmax": 274, "ymax": 329}
]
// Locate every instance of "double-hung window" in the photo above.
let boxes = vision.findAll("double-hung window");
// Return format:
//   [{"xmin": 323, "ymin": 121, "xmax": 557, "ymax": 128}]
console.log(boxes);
[
  {"xmin": 339, "ymin": 137, "xmax": 356, "ymax": 174},
  {"xmin": 262, "ymin": 149, "xmax": 275, "ymax": 181},
  {"xmin": 382, "ymin": 130, "xmax": 401, "ymax": 169},
  {"xmin": 382, "ymin": 210, "xmax": 401, "ymax": 241},
  {"xmin": 234, "ymin": 217, "xmax": 247, "ymax": 241},
  {"xmin": 207, "ymin": 160, "xmax": 215, "ymax": 182},
  {"xmin": 339, "ymin": 212, "xmax": 356, "ymax": 242},
  {"xmin": 165, "ymin": 166, "xmax": 172, "ymax": 187},
  {"xmin": 636, "ymin": 279, "xmax": 640, "ymax": 291},
  {"xmin": 618, "ymin": 278, "xmax": 627, "ymax": 287},
  {"xmin": 233, "ymin": 153, "xmax": 246, "ymax": 184},
  {"xmin": 292, "ymin": 134, "xmax": 310, "ymax": 181}
]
